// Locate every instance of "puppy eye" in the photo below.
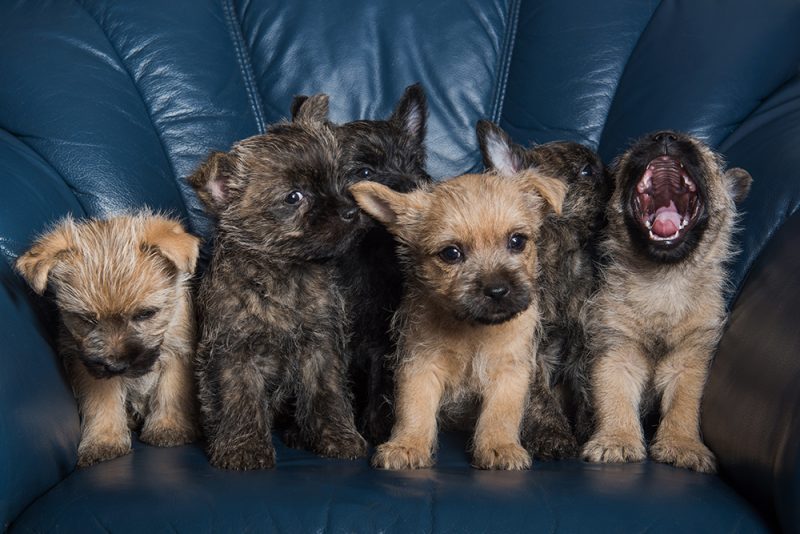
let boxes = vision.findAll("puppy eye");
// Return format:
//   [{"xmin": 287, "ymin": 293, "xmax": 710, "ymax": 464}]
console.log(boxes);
[
  {"xmin": 438, "ymin": 245, "xmax": 464, "ymax": 264},
  {"xmin": 284, "ymin": 191, "xmax": 305, "ymax": 205},
  {"xmin": 133, "ymin": 308, "xmax": 158, "ymax": 322},
  {"xmin": 580, "ymin": 164, "xmax": 594, "ymax": 177},
  {"xmin": 76, "ymin": 314, "xmax": 97, "ymax": 327},
  {"xmin": 356, "ymin": 168, "xmax": 372, "ymax": 180},
  {"xmin": 508, "ymin": 233, "xmax": 528, "ymax": 252}
]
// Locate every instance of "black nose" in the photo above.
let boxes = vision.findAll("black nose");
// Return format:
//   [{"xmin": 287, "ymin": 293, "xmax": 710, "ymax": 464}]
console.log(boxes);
[
  {"xmin": 483, "ymin": 284, "xmax": 510, "ymax": 300},
  {"xmin": 339, "ymin": 206, "xmax": 359, "ymax": 221},
  {"xmin": 653, "ymin": 132, "xmax": 677, "ymax": 144},
  {"xmin": 103, "ymin": 361, "xmax": 129, "ymax": 375}
]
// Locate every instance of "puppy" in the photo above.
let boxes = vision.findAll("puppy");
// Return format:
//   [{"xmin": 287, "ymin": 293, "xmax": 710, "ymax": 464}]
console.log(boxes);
[
  {"xmin": 15, "ymin": 213, "xmax": 200, "ymax": 467},
  {"xmin": 581, "ymin": 131, "xmax": 752, "ymax": 473},
  {"xmin": 351, "ymin": 168, "xmax": 566, "ymax": 470},
  {"xmin": 477, "ymin": 120, "xmax": 609, "ymax": 458},
  {"xmin": 190, "ymin": 94, "xmax": 368, "ymax": 470}
]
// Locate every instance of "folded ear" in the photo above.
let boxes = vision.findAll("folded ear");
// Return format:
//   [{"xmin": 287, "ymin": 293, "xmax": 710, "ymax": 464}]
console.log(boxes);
[
  {"xmin": 292, "ymin": 93, "xmax": 329, "ymax": 124},
  {"xmin": 390, "ymin": 83, "xmax": 427, "ymax": 146},
  {"xmin": 476, "ymin": 120, "xmax": 524, "ymax": 176},
  {"xmin": 16, "ymin": 219, "xmax": 77, "ymax": 295},
  {"xmin": 726, "ymin": 167, "xmax": 752, "ymax": 204},
  {"xmin": 519, "ymin": 170, "xmax": 568, "ymax": 216},
  {"xmin": 188, "ymin": 151, "xmax": 236, "ymax": 214},
  {"xmin": 349, "ymin": 181, "xmax": 429, "ymax": 236},
  {"xmin": 142, "ymin": 217, "xmax": 200, "ymax": 274}
]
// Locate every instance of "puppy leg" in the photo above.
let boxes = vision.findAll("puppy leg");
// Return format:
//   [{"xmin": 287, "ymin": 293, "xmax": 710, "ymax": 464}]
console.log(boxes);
[
  {"xmin": 472, "ymin": 357, "xmax": 532, "ymax": 470},
  {"xmin": 140, "ymin": 351, "xmax": 198, "ymax": 447},
  {"xmin": 372, "ymin": 355, "xmax": 446, "ymax": 469},
  {"xmin": 650, "ymin": 344, "xmax": 716, "ymax": 473},
  {"xmin": 205, "ymin": 356, "xmax": 277, "ymax": 470},
  {"xmin": 521, "ymin": 369, "xmax": 577, "ymax": 460},
  {"xmin": 295, "ymin": 348, "xmax": 367, "ymax": 460},
  {"xmin": 70, "ymin": 363, "xmax": 131, "ymax": 467},
  {"xmin": 582, "ymin": 346, "xmax": 649, "ymax": 463}
]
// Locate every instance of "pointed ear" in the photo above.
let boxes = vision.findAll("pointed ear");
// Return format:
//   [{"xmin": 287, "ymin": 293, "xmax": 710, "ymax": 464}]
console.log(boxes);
[
  {"xmin": 390, "ymin": 83, "xmax": 427, "ymax": 145},
  {"xmin": 349, "ymin": 181, "xmax": 429, "ymax": 235},
  {"xmin": 518, "ymin": 170, "xmax": 568, "ymax": 216},
  {"xmin": 292, "ymin": 93, "xmax": 329, "ymax": 124},
  {"xmin": 290, "ymin": 95, "xmax": 309, "ymax": 120},
  {"xmin": 726, "ymin": 167, "xmax": 752, "ymax": 203},
  {"xmin": 142, "ymin": 217, "xmax": 200, "ymax": 274},
  {"xmin": 15, "ymin": 219, "xmax": 77, "ymax": 295},
  {"xmin": 476, "ymin": 120, "xmax": 524, "ymax": 176},
  {"xmin": 188, "ymin": 151, "xmax": 236, "ymax": 213}
]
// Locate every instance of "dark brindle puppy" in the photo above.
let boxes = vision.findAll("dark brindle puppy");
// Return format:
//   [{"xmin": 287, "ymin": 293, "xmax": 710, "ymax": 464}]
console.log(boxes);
[
  {"xmin": 477, "ymin": 120, "xmax": 609, "ymax": 459},
  {"xmin": 581, "ymin": 131, "xmax": 751, "ymax": 473},
  {"xmin": 292, "ymin": 84, "xmax": 432, "ymax": 443},
  {"xmin": 190, "ymin": 95, "xmax": 368, "ymax": 470}
]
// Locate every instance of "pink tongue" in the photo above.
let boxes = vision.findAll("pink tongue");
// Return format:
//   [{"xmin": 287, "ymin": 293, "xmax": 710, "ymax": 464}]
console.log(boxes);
[{"xmin": 652, "ymin": 201, "xmax": 681, "ymax": 237}]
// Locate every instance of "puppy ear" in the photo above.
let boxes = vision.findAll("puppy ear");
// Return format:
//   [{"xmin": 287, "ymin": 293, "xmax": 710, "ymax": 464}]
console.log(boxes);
[
  {"xmin": 142, "ymin": 218, "xmax": 200, "ymax": 274},
  {"xmin": 16, "ymin": 219, "xmax": 77, "ymax": 295},
  {"xmin": 519, "ymin": 170, "xmax": 568, "ymax": 216},
  {"xmin": 726, "ymin": 167, "xmax": 752, "ymax": 203},
  {"xmin": 290, "ymin": 95, "xmax": 309, "ymax": 120},
  {"xmin": 476, "ymin": 120, "xmax": 524, "ymax": 176},
  {"xmin": 292, "ymin": 93, "xmax": 330, "ymax": 124},
  {"xmin": 349, "ymin": 181, "xmax": 428, "ymax": 233},
  {"xmin": 188, "ymin": 151, "xmax": 235, "ymax": 213},
  {"xmin": 390, "ymin": 83, "xmax": 427, "ymax": 145}
]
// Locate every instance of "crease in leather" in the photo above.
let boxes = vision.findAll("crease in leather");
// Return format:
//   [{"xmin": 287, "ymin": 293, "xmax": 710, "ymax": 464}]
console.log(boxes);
[
  {"xmin": 223, "ymin": 0, "xmax": 266, "ymax": 134},
  {"xmin": 490, "ymin": 0, "xmax": 521, "ymax": 123},
  {"xmin": 71, "ymin": 0, "xmax": 191, "ymax": 221}
]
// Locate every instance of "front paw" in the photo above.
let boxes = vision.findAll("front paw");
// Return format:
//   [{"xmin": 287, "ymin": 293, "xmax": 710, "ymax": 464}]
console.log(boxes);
[
  {"xmin": 524, "ymin": 428, "xmax": 578, "ymax": 460},
  {"xmin": 140, "ymin": 418, "xmax": 197, "ymax": 447},
  {"xmin": 582, "ymin": 433, "xmax": 646, "ymax": 464},
  {"xmin": 372, "ymin": 441, "xmax": 432, "ymax": 470},
  {"xmin": 650, "ymin": 436, "xmax": 717, "ymax": 473},
  {"xmin": 313, "ymin": 430, "xmax": 368, "ymax": 459},
  {"xmin": 77, "ymin": 439, "xmax": 131, "ymax": 467},
  {"xmin": 473, "ymin": 442, "xmax": 532, "ymax": 470},
  {"xmin": 209, "ymin": 438, "xmax": 276, "ymax": 470}
]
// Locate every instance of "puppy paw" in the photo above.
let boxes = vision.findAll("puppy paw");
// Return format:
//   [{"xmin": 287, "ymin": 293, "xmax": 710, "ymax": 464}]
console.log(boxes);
[
  {"xmin": 650, "ymin": 437, "xmax": 717, "ymax": 473},
  {"xmin": 210, "ymin": 439, "xmax": 276, "ymax": 470},
  {"xmin": 524, "ymin": 428, "xmax": 578, "ymax": 461},
  {"xmin": 281, "ymin": 425, "xmax": 305, "ymax": 450},
  {"xmin": 77, "ymin": 440, "xmax": 131, "ymax": 467},
  {"xmin": 313, "ymin": 430, "xmax": 368, "ymax": 459},
  {"xmin": 473, "ymin": 442, "xmax": 532, "ymax": 470},
  {"xmin": 140, "ymin": 420, "xmax": 197, "ymax": 447},
  {"xmin": 372, "ymin": 441, "xmax": 432, "ymax": 470},
  {"xmin": 582, "ymin": 434, "xmax": 646, "ymax": 464}
]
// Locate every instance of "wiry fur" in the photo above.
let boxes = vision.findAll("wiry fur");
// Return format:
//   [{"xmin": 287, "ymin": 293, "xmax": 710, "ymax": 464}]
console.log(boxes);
[
  {"xmin": 15, "ymin": 212, "xmax": 200, "ymax": 467},
  {"xmin": 580, "ymin": 131, "xmax": 752, "ymax": 473},
  {"xmin": 190, "ymin": 95, "xmax": 367, "ymax": 470},
  {"xmin": 351, "ymin": 170, "xmax": 567, "ymax": 470},
  {"xmin": 477, "ymin": 120, "xmax": 610, "ymax": 459}
]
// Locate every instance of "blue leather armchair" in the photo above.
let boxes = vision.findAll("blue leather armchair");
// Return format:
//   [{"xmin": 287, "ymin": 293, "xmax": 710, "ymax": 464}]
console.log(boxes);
[{"xmin": 2, "ymin": 0, "xmax": 799, "ymax": 532}]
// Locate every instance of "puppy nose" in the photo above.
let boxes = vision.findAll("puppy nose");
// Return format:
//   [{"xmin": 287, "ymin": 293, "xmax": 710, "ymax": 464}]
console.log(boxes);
[
  {"xmin": 653, "ymin": 132, "xmax": 677, "ymax": 144},
  {"xmin": 104, "ymin": 361, "xmax": 129, "ymax": 375},
  {"xmin": 483, "ymin": 284, "xmax": 510, "ymax": 300},
  {"xmin": 339, "ymin": 206, "xmax": 359, "ymax": 222}
]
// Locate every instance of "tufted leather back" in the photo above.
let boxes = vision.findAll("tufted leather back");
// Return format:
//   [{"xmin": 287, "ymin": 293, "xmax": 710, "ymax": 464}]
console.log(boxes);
[{"xmin": 1, "ymin": 0, "xmax": 799, "ymax": 528}]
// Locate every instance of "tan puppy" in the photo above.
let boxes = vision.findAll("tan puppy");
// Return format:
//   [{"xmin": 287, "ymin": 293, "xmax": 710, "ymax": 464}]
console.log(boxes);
[
  {"xmin": 16, "ymin": 213, "xmax": 200, "ymax": 467},
  {"xmin": 581, "ymin": 131, "xmax": 752, "ymax": 473},
  {"xmin": 351, "ymin": 170, "xmax": 566, "ymax": 470}
]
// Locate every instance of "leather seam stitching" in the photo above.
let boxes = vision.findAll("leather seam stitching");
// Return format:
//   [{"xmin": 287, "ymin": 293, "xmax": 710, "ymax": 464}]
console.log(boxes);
[
  {"xmin": 490, "ymin": 0, "xmax": 521, "ymax": 123},
  {"xmin": 223, "ymin": 0, "xmax": 267, "ymax": 134}
]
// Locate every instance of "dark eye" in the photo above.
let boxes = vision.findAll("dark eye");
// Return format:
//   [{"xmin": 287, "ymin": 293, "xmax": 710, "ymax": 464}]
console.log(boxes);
[
  {"xmin": 284, "ymin": 191, "xmax": 305, "ymax": 205},
  {"xmin": 580, "ymin": 164, "xmax": 594, "ymax": 177},
  {"xmin": 508, "ymin": 233, "xmax": 527, "ymax": 252},
  {"xmin": 133, "ymin": 308, "xmax": 158, "ymax": 322},
  {"xmin": 357, "ymin": 168, "xmax": 372, "ymax": 180},
  {"xmin": 76, "ymin": 314, "xmax": 97, "ymax": 328},
  {"xmin": 438, "ymin": 245, "xmax": 464, "ymax": 264}
]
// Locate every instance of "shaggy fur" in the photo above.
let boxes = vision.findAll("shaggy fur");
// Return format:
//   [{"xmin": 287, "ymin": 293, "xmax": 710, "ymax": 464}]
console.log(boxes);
[
  {"xmin": 190, "ymin": 95, "xmax": 367, "ymax": 470},
  {"xmin": 581, "ymin": 131, "xmax": 752, "ymax": 473},
  {"xmin": 477, "ymin": 121, "xmax": 610, "ymax": 459},
  {"xmin": 16, "ymin": 213, "xmax": 200, "ymax": 467},
  {"xmin": 351, "ymin": 169, "xmax": 566, "ymax": 470}
]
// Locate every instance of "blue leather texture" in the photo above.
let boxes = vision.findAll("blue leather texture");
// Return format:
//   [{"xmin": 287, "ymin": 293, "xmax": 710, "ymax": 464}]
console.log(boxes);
[{"xmin": 1, "ymin": 0, "xmax": 799, "ymax": 531}]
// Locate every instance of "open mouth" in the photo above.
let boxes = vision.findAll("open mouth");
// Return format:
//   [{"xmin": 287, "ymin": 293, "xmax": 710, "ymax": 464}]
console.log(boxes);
[{"xmin": 632, "ymin": 155, "xmax": 703, "ymax": 246}]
